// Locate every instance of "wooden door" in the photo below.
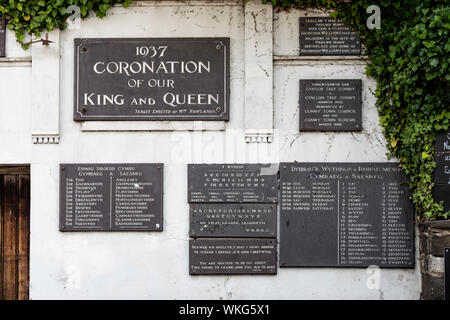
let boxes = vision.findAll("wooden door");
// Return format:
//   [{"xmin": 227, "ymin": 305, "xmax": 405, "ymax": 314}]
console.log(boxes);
[{"xmin": 0, "ymin": 167, "xmax": 30, "ymax": 300}]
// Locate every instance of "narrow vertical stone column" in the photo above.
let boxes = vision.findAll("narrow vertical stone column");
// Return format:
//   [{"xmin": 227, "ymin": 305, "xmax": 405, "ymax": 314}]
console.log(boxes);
[
  {"xmin": 244, "ymin": 0, "xmax": 273, "ymax": 143},
  {"xmin": 31, "ymin": 30, "xmax": 60, "ymax": 144}
]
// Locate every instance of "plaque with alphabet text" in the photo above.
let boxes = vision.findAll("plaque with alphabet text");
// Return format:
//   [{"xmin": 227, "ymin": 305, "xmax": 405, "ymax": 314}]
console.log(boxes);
[
  {"xmin": 189, "ymin": 239, "xmax": 277, "ymax": 275},
  {"xmin": 279, "ymin": 162, "xmax": 415, "ymax": 268},
  {"xmin": 74, "ymin": 38, "xmax": 229, "ymax": 121},
  {"xmin": 188, "ymin": 164, "xmax": 278, "ymax": 203},
  {"xmin": 0, "ymin": 17, "xmax": 5, "ymax": 57},
  {"xmin": 299, "ymin": 79, "xmax": 362, "ymax": 131},
  {"xmin": 299, "ymin": 17, "xmax": 361, "ymax": 56},
  {"xmin": 60, "ymin": 163, "xmax": 163, "ymax": 231},
  {"xmin": 190, "ymin": 203, "xmax": 277, "ymax": 238}
]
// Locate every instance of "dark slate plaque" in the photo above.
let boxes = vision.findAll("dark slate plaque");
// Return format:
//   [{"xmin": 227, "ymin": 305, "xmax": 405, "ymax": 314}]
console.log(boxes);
[
  {"xmin": 279, "ymin": 162, "xmax": 415, "ymax": 268},
  {"xmin": 446, "ymin": 248, "xmax": 449, "ymax": 300},
  {"xmin": 188, "ymin": 164, "xmax": 278, "ymax": 203},
  {"xmin": 74, "ymin": 38, "xmax": 229, "ymax": 121},
  {"xmin": 299, "ymin": 79, "xmax": 362, "ymax": 131},
  {"xmin": 433, "ymin": 185, "xmax": 450, "ymax": 212},
  {"xmin": 190, "ymin": 203, "xmax": 277, "ymax": 238},
  {"xmin": 0, "ymin": 17, "xmax": 5, "ymax": 57},
  {"xmin": 299, "ymin": 17, "xmax": 361, "ymax": 56},
  {"xmin": 189, "ymin": 239, "xmax": 277, "ymax": 275},
  {"xmin": 434, "ymin": 129, "xmax": 450, "ymax": 185},
  {"xmin": 60, "ymin": 163, "xmax": 163, "ymax": 231}
]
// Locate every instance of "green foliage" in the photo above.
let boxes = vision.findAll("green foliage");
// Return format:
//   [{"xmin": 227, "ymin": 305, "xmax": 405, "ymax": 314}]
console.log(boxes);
[
  {"xmin": 0, "ymin": 0, "xmax": 132, "ymax": 48},
  {"xmin": 0, "ymin": 0, "xmax": 449, "ymax": 219},
  {"xmin": 265, "ymin": 0, "xmax": 450, "ymax": 220}
]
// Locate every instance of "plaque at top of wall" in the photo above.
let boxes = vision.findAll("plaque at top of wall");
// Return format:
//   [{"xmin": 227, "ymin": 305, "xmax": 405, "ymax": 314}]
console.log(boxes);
[
  {"xmin": 74, "ymin": 38, "xmax": 230, "ymax": 121},
  {"xmin": 60, "ymin": 163, "xmax": 163, "ymax": 231},
  {"xmin": 188, "ymin": 164, "xmax": 278, "ymax": 203},
  {"xmin": 0, "ymin": 17, "xmax": 5, "ymax": 57},
  {"xmin": 299, "ymin": 17, "xmax": 361, "ymax": 56},
  {"xmin": 299, "ymin": 79, "xmax": 362, "ymax": 131},
  {"xmin": 434, "ymin": 129, "xmax": 450, "ymax": 185}
]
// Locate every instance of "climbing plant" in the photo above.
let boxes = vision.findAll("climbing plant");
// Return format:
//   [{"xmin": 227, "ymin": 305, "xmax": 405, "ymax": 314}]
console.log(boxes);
[
  {"xmin": 0, "ymin": 0, "xmax": 449, "ymax": 219},
  {"xmin": 0, "ymin": 0, "xmax": 131, "ymax": 48}
]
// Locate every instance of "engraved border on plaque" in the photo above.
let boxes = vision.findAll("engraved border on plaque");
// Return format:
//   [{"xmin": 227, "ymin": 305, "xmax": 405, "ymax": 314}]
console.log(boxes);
[
  {"xmin": 279, "ymin": 162, "xmax": 415, "ymax": 268},
  {"xmin": 299, "ymin": 17, "xmax": 361, "ymax": 56},
  {"xmin": 299, "ymin": 79, "xmax": 362, "ymax": 132},
  {"xmin": 74, "ymin": 38, "xmax": 230, "ymax": 121},
  {"xmin": 189, "ymin": 239, "xmax": 277, "ymax": 275},
  {"xmin": 190, "ymin": 203, "xmax": 277, "ymax": 238},
  {"xmin": 187, "ymin": 164, "xmax": 279, "ymax": 203},
  {"xmin": 59, "ymin": 163, "xmax": 163, "ymax": 232}
]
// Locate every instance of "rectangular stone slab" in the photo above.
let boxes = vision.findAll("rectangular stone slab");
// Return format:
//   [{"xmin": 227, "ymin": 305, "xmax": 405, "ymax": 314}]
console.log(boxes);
[
  {"xmin": 190, "ymin": 203, "xmax": 277, "ymax": 238},
  {"xmin": 299, "ymin": 79, "xmax": 362, "ymax": 131},
  {"xmin": 299, "ymin": 17, "xmax": 361, "ymax": 56},
  {"xmin": 189, "ymin": 239, "xmax": 277, "ymax": 275},
  {"xmin": 188, "ymin": 164, "xmax": 278, "ymax": 203},
  {"xmin": 74, "ymin": 38, "xmax": 230, "ymax": 121},
  {"xmin": 60, "ymin": 163, "xmax": 163, "ymax": 231},
  {"xmin": 279, "ymin": 162, "xmax": 415, "ymax": 268},
  {"xmin": 0, "ymin": 17, "xmax": 5, "ymax": 57}
]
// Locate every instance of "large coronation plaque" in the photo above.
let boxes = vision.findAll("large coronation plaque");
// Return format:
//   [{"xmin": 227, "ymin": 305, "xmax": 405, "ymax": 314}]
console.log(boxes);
[
  {"xmin": 299, "ymin": 79, "xmax": 362, "ymax": 131},
  {"xmin": 74, "ymin": 38, "xmax": 229, "ymax": 121},
  {"xmin": 190, "ymin": 203, "xmax": 277, "ymax": 238},
  {"xmin": 60, "ymin": 163, "xmax": 163, "ymax": 231},
  {"xmin": 299, "ymin": 17, "xmax": 361, "ymax": 56},
  {"xmin": 0, "ymin": 17, "xmax": 5, "ymax": 57},
  {"xmin": 188, "ymin": 164, "xmax": 278, "ymax": 203},
  {"xmin": 190, "ymin": 239, "xmax": 277, "ymax": 275},
  {"xmin": 280, "ymin": 162, "xmax": 415, "ymax": 268}
]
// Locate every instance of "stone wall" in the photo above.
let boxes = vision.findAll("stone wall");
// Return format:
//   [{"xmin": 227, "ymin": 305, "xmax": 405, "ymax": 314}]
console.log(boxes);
[{"xmin": 420, "ymin": 220, "xmax": 450, "ymax": 300}]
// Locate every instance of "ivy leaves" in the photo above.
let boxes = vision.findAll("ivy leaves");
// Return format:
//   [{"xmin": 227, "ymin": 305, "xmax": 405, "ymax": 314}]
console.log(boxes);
[{"xmin": 0, "ymin": 0, "xmax": 132, "ymax": 48}]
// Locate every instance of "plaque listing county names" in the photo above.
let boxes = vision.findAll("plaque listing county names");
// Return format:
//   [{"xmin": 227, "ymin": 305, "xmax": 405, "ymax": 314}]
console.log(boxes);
[
  {"xmin": 74, "ymin": 38, "xmax": 229, "ymax": 121},
  {"xmin": 190, "ymin": 239, "xmax": 277, "ymax": 275},
  {"xmin": 299, "ymin": 80, "xmax": 362, "ymax": 131},
  {"xmin": 434, "ymin": 129, "xmax": 450, "ymax": 211},
  {"xmin": 60, "ymin": 163, "xmax": 163, "ymax": 231},
  {"xmin": 190, "ymin": 203, "xmax": 277, "ymax": 238},
  {"xmin": 280, "ymin": 163, "xmax": 415, "ymax": 268},
  {"xmin": 299, "ymin": 17, "xmax": 361, "ymax": 56},
  {"xmin": 0, "ymin": 17, "xmax": 5, "ymax": 57},
  {"xmin": 188, "ymin": 164, "xmax": 278, "ymax": 203}
]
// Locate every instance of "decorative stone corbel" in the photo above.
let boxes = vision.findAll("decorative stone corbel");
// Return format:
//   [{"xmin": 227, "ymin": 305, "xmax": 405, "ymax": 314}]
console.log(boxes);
[
  {"xmin": 244, "ymin": 0, "xmax": 274, "ymax": 143},
  {"xmin": 31, "ymin": 30, "xmax": 60, "ymax": 144}
]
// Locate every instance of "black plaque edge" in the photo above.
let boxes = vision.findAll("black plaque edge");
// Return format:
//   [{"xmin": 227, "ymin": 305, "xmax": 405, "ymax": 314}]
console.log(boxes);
[
  {"xmin": 446, "ymin": 248, "xmax": 449, "ymax": 300},
  {"xmin": 0, "ymin": 17, "xmax": 5, "ymax": 57},
  {"xmin": 189, "ymin": 203, "xmax": 278, "ymax": 239},
  {"xmin": 73, "ymin": 37, "xmax": 230, "ymax": 122},
  {"xmin": 278, "ymin": 162, "xmax": 416, "ymax": 269},
  {"xmin": 298, "ymin": 79, "xmax": 363, "ymax": 132},
  {"xmin": 189, "ymin": 238, "xmax": 278, "ymax": 275},
  {"xmin": 187, "ymin": 163, "xmax": 279, "ymax": 204},
  {"xmin": 59, "ymin": 163, "xmax": 164, "ymax": 232},
  {"xmin": 298, "ymin": 17, "xmax": 362, "ymax": 57}
]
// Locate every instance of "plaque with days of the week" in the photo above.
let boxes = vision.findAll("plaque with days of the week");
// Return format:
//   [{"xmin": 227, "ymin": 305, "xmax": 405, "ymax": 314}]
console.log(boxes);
[
  {"xmin": 190, "ymin": 203, "xmax": 277, "ymax": 238},
  {"xmin": 189, "ymin": 239, "xmax": 277, "ymax": 275},
  {"xmin": 0, "ymin": 17, "xmax": 5, "ymax": 57},
  {"xmin": 279, "ymin": 162, "xmax": 415, "ymax": 268},
  {"xmin": 60, "ymin": 163, "xmax": 163, "ymax": 231},
  {"xmin": 74, "ymin": 38, "xmax": 229, "ymax": 121},
  {"xmin": 188, "ymin": 164, "xmax": 279, "ymax": 203},
  {"xmin": 299, "ymin": 17, "xmax": 361, "ymax": 56},
  {"xmin": 299, "ymin": 79, "xmax": 362, "ymax": 131}
]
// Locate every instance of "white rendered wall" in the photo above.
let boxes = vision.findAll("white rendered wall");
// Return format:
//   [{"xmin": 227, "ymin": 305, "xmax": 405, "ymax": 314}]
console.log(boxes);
[{"xmin": 0, "ymin": 1, "xmax": 421, "ymax": 299}]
